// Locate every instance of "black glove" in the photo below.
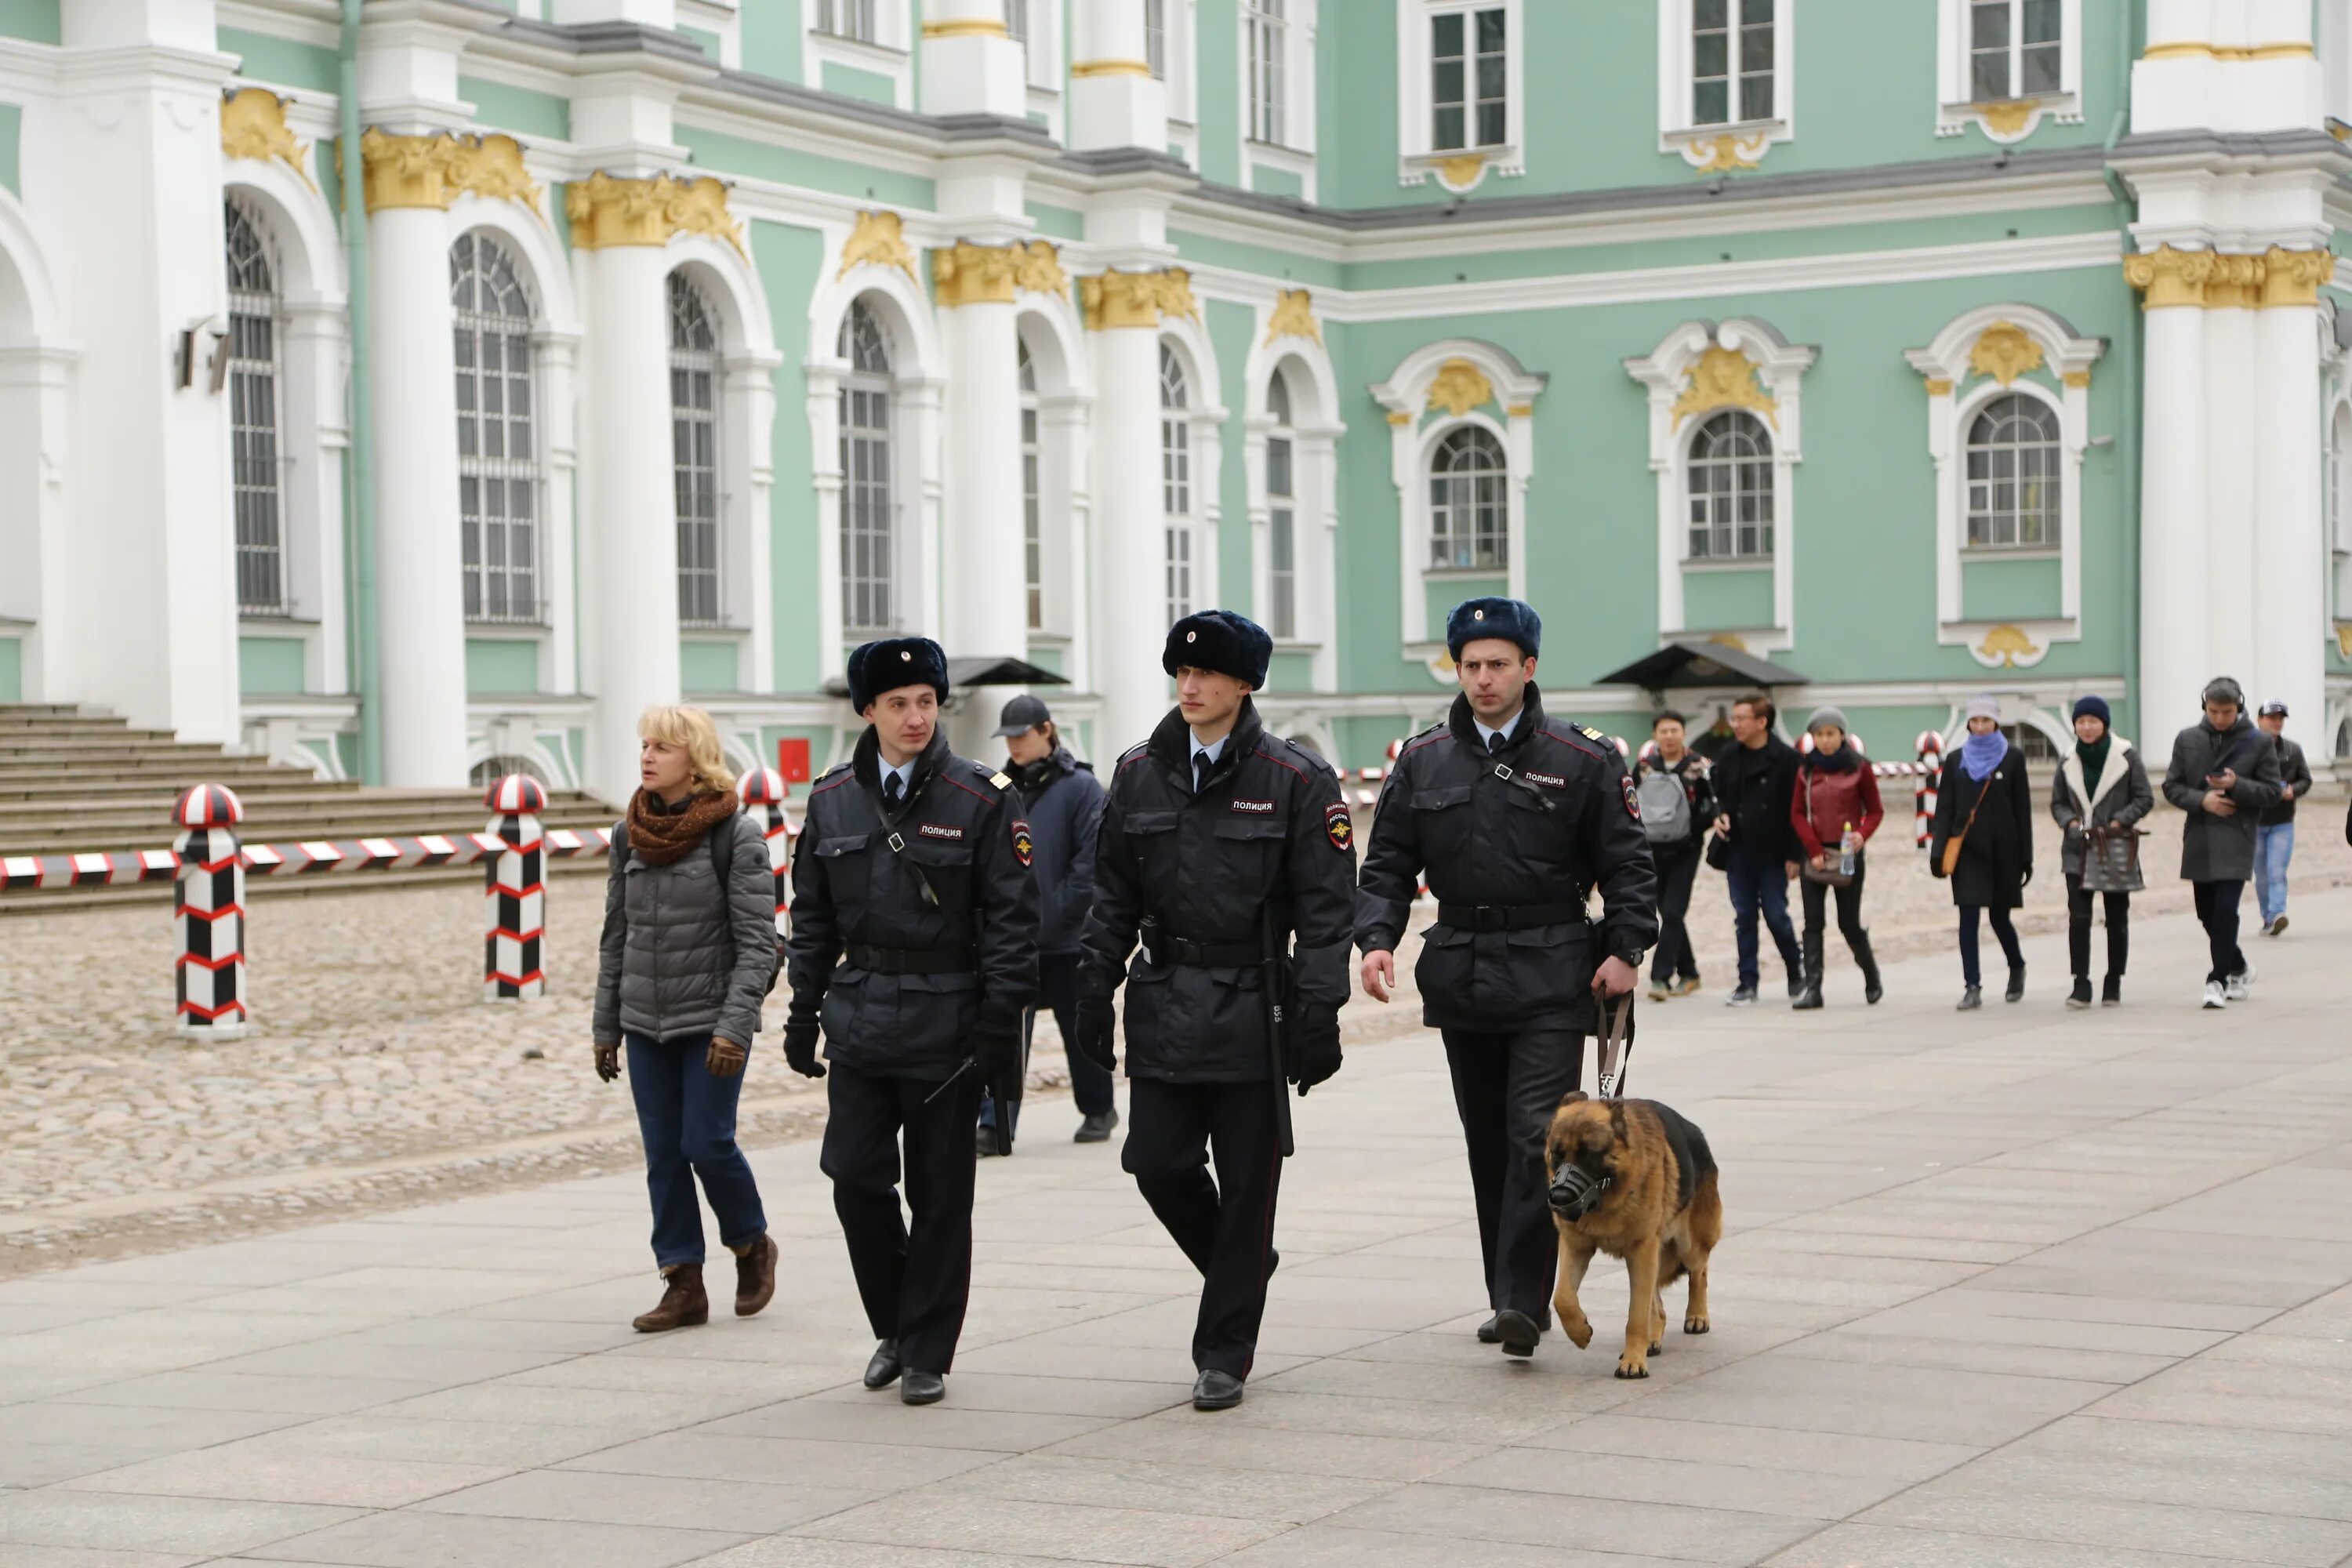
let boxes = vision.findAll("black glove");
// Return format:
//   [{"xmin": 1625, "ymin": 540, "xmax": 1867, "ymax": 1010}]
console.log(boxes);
[
  {"xmin": 782, "ymin": 1020, "xmax": 825, "ymax": 1079},
  {"xmin": 593, "ymin": 1040, "xmax": 621, "ymax": 1083},
  {"xmin": 1073, "ymin": 974, "xmax": 1116, "ymax": 1073},
  {"xmin": 2021, "ymin": 865, "xmax": 2034, "ymax": 887},
  {"xmin": 1287, "ymin": 1002, "xmax": 1341, "ymax": 1094}
]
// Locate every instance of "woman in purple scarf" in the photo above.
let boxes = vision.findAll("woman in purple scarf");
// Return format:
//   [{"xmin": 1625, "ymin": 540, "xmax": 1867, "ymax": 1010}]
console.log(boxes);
[{"xmin": 1928, "ymin": 695, "xmax": 2037, "ymax": 1008}]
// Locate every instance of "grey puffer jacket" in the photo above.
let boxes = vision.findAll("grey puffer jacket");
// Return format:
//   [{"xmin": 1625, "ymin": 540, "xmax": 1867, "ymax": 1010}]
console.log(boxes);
[{"xmin": 593, "ymin": 802, "xmax": 779, "ymax": 1048}]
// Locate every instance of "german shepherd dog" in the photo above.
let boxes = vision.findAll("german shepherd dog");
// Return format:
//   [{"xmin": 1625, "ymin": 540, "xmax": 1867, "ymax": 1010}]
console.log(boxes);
[{"xmin": 1543, "ymin": 1093, "xmax": 1722, "ymax": 1379}]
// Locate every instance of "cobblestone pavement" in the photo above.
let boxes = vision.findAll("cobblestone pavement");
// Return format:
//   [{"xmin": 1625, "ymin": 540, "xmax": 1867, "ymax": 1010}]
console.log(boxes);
[
  {"xmin": 4, "ymin": 801, "xmax": 2344, "ymax": 1272},
  {"xmin": 2, "ymin": 886, "xmax": 2350, "ymax": 1566}
]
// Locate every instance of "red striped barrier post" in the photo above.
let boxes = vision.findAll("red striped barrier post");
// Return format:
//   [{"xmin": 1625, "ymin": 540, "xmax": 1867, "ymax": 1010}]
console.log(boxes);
[
  {"xmin": 1915, "ymin": 731, "xmax": 1943, "ymax": 850},
  {"xmin": 483, "ymin": 775, "xmax": 547, "ymax": 1001},
  {"xmin": 173, "ymin": 785, "xmax": 248, "ymax": 1040},
  {"xmin": 738, "ymin": 767, "xmax": 793, "ymax": 935}
]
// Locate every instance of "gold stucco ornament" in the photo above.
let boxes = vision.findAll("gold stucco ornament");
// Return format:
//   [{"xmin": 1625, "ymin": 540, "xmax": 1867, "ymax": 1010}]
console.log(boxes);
[
  {"xmin": 1968, "ymin": 321, "xmax": 2045, "ymax": 387},
  {"xmin": 1425, "ymin": 358, "xmax": 1494, "ymax": 418},
  {"xmin": 220, "ymin": 88, "xmax": 314, "ymax": 189},
  {"xmin": 1264, "ymin": 289, "xmax": 1319, "ymax": 346},
  {"xmin": 1670, "ymin": 347, "xmax": 1777, "ymax": 429},
  {"xmin": 839, "ymin": 210, "xmax": 916, "ymax": 280}
]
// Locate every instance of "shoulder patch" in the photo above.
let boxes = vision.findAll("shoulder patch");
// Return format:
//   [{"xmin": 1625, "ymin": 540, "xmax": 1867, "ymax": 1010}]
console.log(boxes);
[
  {"xmin": 1324, "ymin": 800, "xmax": 1354, "ymax": 851},
  {"xmin": 1578, "ymin": 725, "xmax": 1608, "ymax": 742}
]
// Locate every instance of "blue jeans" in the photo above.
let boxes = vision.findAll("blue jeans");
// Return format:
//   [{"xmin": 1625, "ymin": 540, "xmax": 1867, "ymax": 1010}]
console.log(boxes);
[
  {"xmin": 2256, "ymin": 822, "xmax": 2296, "ymax": 925},
  {"xmin": 626, "ymin": 1032, "xmax": 768, "ymax": 1271},
  {"xmin": 1726, "ymin": 855, "xmax": 1800, "ymax": 991}
]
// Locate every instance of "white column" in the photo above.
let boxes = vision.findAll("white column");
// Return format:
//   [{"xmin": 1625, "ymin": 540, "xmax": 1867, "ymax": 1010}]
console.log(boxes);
[
  {"xmin": 2129, "ymin": 247, "xmax": 2215, "ymax": 735},
  {"xmin": 1087, "ymin": 277, "xmax": 1171, "ymax": 751},
  {"xmin": 935, "ymin": 256, "xmax": 1029, "ymax": 755},
  {"xmin": 726, "ymin": 352, "xmax": 782, "ymax": 694},
  {"xmin": 37, "ymin": 11, "xmax": 240, "ymax": 743},
  {"xmin": 2203, "ymin": 256, "xmax": 2258, "ymax": 687},
  {"xmin": 579, "ymin": 242, "xmax": 683, "ymax": 808},
  {"xmin": 1069, "ymin": 0, "xmax": 1167, "ymax": 151},
  {"xmin": 282, "ymin": 302, "xmax": 350, "ymax": 695},
  {"xmin": 2252, "ymin": 248, "xmax": 2330, "ymax": 735},
  {"xmin": 368, "ymin": 198, "xmax": 471, "ymax": 786},
  {"xmin": 920, "ymin": 0, "xmax": 1028, "ymax": 118}
]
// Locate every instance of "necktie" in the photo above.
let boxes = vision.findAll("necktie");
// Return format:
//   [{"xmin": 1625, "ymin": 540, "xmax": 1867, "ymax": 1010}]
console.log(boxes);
[
  {"xmin": 883, "ymin": 771, "xmax": 904, "ymax": 809},
  {"xmin": 1193, "ymin": 751, "xmax": 1211, "ymax": 795},
  {"xmin": 1488, "ymin": 730, "xmax": 1507, "ymax": 757}
]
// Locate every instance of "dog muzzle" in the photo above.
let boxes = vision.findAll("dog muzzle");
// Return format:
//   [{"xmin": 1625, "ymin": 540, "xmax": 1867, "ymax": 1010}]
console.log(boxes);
[{"xmin": 1548, "ymin": 1164, "xmax": 1611, "ymax": 1220}]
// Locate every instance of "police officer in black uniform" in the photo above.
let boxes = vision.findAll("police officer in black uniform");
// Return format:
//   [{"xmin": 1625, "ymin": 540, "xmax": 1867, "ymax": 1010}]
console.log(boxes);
[
  {"xmin": 782, "ymin": 637, "xmax": 1040, "ymax": 1406},
  {"xmin": 1075, "ymin": 610, "xmax": 1356, "ymax": 1411},
  {"xmin": 1355, "ymin": 598, "xmax": 1657, "ymax": 1359}
]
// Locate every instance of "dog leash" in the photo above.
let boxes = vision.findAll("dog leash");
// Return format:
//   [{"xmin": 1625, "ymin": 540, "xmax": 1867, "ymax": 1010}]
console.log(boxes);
[{"xmin": 1595, "ymin": 992, "xmax": 1635, "ymax": 1100}]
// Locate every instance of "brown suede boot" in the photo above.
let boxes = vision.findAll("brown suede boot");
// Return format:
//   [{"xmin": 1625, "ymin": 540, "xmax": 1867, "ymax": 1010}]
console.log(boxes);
[
  {"xmin": 633, "ymin": 1265, "xmax": 708, "ymax": 1332},
  {"xmin": 732, "ymin": 1234, "xmax": 778, "ymax": 1318}
]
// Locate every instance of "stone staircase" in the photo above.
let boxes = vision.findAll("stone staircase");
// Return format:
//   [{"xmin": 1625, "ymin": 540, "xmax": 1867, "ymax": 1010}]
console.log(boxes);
[{"xmin": 0, "ymin": 705, "xmax": 615, "ymax": 913}]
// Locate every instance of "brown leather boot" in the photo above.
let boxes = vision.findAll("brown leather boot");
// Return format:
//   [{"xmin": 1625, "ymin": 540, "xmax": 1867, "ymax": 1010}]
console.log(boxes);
[
  {"xmin": 732, "ymin": 1234, "xmax": 778, "ymax": 1318},
  {"xmin": 633, "ymin": 1265, "xmax": 708, "ymax": 1332}
]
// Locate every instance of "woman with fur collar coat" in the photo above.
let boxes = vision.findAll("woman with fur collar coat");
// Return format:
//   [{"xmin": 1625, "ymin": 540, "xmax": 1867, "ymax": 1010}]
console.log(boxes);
[{"xmin": 2048, "ymin": 695, "xmax": 2154, "ymax": 1009}]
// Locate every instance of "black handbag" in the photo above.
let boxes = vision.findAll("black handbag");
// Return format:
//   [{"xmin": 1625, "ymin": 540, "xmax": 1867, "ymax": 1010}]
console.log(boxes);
[{"xmin": 1704, "ymin": 830, "xmax": 1730, "ymax": 872}]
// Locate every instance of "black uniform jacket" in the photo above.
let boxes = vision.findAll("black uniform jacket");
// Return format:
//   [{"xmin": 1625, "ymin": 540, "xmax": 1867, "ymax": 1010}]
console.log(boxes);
[
  {"xmin": 1355, "ymin": 687, "xmax": 1660, "ymax": 1032},
  {"xmin": 786, "ymin": 727, "xmax": 1040, "ymax": 1079},
  {"xmin": 1079, "ymin": 699, "xmax": 1356, "ymax": 1083}
]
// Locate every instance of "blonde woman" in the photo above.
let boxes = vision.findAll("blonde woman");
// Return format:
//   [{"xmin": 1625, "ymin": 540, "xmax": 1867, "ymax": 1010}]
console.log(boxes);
[{"xmin": 593, "ymin": 705, "xmax": 782, "ymax": 1331}]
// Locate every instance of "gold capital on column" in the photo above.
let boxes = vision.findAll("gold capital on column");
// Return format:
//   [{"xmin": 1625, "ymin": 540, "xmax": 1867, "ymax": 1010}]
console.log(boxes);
[
  {"xmin": 2124, "ymin": 245, "xmax": 2218, "ymax": 309},
  {"xmin": 2204, "ymin": 253, "xmax": 2264, "ymax": 309},
  {"xmin": 356, "ymin": 129, "xmax": 543, "ymax": 215},
  {"xmin": 1081, "ymin": 268, "xmax": 1200, "ymax": 330},
  {"xmin": 931, "ymin": 242, "xmax": 1021, "ymax": 306},
  {"xmin": 2260, "ymin": 246, "xmax": 2336, "ymax": 307},
  {"xmin": 564, "ymin": 172, "xmax": 748, "ymax": 256}
]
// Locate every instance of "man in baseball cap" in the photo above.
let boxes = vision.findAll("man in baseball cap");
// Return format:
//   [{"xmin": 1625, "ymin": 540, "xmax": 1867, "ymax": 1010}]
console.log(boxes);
[{"xmin": 2252, "ymin": 700, "xmax": 2314, "ymax": 937}]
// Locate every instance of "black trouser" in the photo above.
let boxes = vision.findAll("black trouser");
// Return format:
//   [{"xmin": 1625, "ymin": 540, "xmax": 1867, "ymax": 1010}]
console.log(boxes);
[
  {"xmin": 2192, "ymin": 879, "xmax": 2246, "ymax": 985},
  {"xmin": 1649, "ymin": 848, "xmax": 1701, "ymax": 985},
  {"xmin": 1122, "ymin": 1076, "xmax": 1283, "ymax": 1378},
  {"xmin": 820, "ymin": 1061, "xmax": 983, "ymax": 1375},
  {"xmin": 1957, "ymin": 905, "xmax": 2023, "ymax": 987},
  {"xmin": 985, "ymin": 953, "xmax": 1113, "ymax": 1133},
  {"xmin": 2064, "ymin": 873, "xmax": 2129, "ymax": 979},
  {"xmin": 1440, "ymin": 1025, "xmax": 1584, "ymax": 1323},
  {"xmin": 1798, "ymin": 857, "xmax": 1868, "ymax": 975}
]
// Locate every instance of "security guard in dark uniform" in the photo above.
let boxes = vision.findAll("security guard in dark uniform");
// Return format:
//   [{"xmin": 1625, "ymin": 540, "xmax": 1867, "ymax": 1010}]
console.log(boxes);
[
  {"xmin": 782, "ymin": 637, "xmax": 1039, "ymax": 1406},
  {"xmin": 1075, "ymin": 611, "xmax": 1356, "ymax": 1411},
  {"xmin": 1355, "ymin": 598, "xmax": 1657, "ymax": 1359}
]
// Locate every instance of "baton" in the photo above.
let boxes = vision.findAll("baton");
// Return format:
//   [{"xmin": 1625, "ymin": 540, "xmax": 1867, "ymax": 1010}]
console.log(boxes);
[{"xmin": 1594, "ymin": 992, "xmax": 1635, "ymax": 1101}]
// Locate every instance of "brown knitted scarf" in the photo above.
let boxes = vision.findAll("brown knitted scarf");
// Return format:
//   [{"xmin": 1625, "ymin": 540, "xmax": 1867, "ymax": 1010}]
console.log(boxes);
[{"xmin": 626, "ymin": 788, "xmax": 738, "ymax": 866}]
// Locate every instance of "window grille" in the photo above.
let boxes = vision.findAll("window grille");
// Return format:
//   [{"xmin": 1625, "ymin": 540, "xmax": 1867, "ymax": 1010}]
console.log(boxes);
[
  {"xmin": 1693, "ymin": 0, "xmax": 1773, "ymax": 125},
  {"xmin": 2332, "ymin": 406, "xmax": 2352, "ymax": 618},
  {"xmin": 1267, "ymin": 373, "xmax": 1297, "ymax": 640},
  {"xmin": 224, "ymin": 197, "xmax": 288, "ymax": 616},
  {"xmin": 1019, "ymin": 340, "xmax": 1043, "ymax": 632},
  {"xmin": 1686, "ymin": 410, "xmax": 1773, "ymax": 560},
  {"xmin": 1432, "ymin": 6, "xmax": 1508, "ymax": 151},
  {"xmin": 1965, "ymin": 394, "xmax": 2060, "ymax": 550},
  {"xmin": 1161, "ymin": 344, "xmax": 1194, "ymax": 621},
  {"xmin": 670, "ymin": 274, "xmax": 723, "ymax": 628},
  {"xmin": 840, "ymin": 301, "xmax": 895, "ymax": 635},
  {"xmin": 1145, "ymin": 0, "xmax": 1167, "ymax": 78},
  {"xmin": 816, "ymin": 0, "xmax": 877, "ymax": 43},
  {"xmin": 1247, "ymin": 0, "xmax": 1287, "ymax": 144},
  {"xmin": 1970, "ymin": 0, "xmax": 2061, "ymax": 101},
  {"xmin": 470, "ymin": 755, "xmax": 546, "ymax": 789},
  {"xmin": 1428, "ymin": 426, "xmax": 1508, "ymax": 570},
  {"xmin": 452, "ymin": 232, "xmax": 541, "ymax": 624}
]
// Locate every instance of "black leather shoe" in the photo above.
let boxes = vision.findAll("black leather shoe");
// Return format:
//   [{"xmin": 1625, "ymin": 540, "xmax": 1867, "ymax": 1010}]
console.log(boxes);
[
  {"xmin": 1191, "ymin": 1370, "xmax": 1244, "ymax": 1410},
  {"xmin": 1073, "ymin": 1110, "xmax": 1119, "ymax": 1143},
  {"xmin": 1493, "ymin": 1308, "xmax": 1541, "ymax": 1358},
  {"xmin": 862, "ymin": 1339, "xmax": 902, "ymax": 1390},
  {"xmin": 900, "ymin": 1369, "xmax": 946, "ymax": 1406},
  {"xmin": 1476, "ymin": 1314, "xmax": 1501, "ymax": 1344},
  {"xmin": 2005, "ymin": 964, "xmax": 2027, "ymax": 1004}
]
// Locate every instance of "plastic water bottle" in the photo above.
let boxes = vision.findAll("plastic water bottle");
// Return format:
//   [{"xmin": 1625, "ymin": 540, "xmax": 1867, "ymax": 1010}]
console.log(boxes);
[{"xmin": 1838, "ymin": 821, "xmax": 1860, "ymax": 879}]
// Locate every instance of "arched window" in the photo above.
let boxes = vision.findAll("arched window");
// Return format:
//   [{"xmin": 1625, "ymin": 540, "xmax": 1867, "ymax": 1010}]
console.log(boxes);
[
  {"xmin": 670, "ymin": 273, "xmax": 722, "ymax": 627},
  {"xmin": 1019, "ymin": 339, "xmax": 1041, "ymax": 631},
  {"xmin": 840, "ymin": 299, "xmax": 895, "ymax": 635},
  {"xmin": 224, "ymin": 196, "xmax": 285, "ymax": 615},
  {"xmin": 1686, "ymin": 410, "xmax": 1772, "ymax": 561},
  {"xmin": 1965, "ymin": 393, "xmax": 2060, "ymax": 550},
  {"xmin": 2331, "ymin": 405, "xmax": 2351, "ymax": 619},
  {"xmin": 1429, "ymin": 425, "xmax": 1507, "ymax": 570},
  {"xmin": 1161, "ymin": 343, "xmax": 1194, "ymax": 621},
  {"xmin": 451, "ymin": 232, "xmax": 539, "ymax": 622},
  {"xmin": 1266, "ymin": 369, "xmax": 1297, "ymax": 638},
  {"xmin": 469, "ymin": 753, "xmax": 546, "ymax": 789}
]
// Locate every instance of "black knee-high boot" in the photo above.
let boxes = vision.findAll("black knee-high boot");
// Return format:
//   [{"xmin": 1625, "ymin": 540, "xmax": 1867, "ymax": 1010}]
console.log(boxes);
[{"xmin": 1850, "ymin": 929, "xmax": 1882, "ymax": 1004}]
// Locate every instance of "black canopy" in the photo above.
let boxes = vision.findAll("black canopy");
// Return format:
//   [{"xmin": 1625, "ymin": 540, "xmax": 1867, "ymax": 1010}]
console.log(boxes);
[
  {"xmin": 1595, "ymin": 638, "xmax": 1809, "ymax": 691},
  {"xmin": 820, "ymin": 655, "xmax": 1071, "ymax": 700}
]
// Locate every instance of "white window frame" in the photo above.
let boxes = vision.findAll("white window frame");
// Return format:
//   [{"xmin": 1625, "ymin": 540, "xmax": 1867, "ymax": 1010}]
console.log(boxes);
[
  {"xmin": 1160, "ymin": 341, "xmax": 1197, "ymax": 623},
  {"xmin": 839, "ymin": 299, "xmax": 899, "ymax": 637},
  {"xmin": 1682, "ymin": 409, "xmax": 1776, "ymax": 564},
  {"xmin": 224, "ymin": 194, "xmax": 289, "ymax": 619},
  {"xmin": 1265, "ymin": 375, "xmax": 1298, "ymax": 641},
  {"xmin": 1904, "ymin": 303, "xmax": 2101, "ymax": 667},
  {"xmin": 1935, "ymin": 0, "xmax": 2080, "ymax": 142},
  {"xmin": 670, "ymin": 271, "xmax": 725, "ymax": 630},
  {"xmin": 2331, "ymin": 401, "xmax": 2352, "ymax": 622},
  {"xmin": 1239, "ymin": 0, "xmax": 1316, "ymax": 197},
  {"xmin": 1428, "ymin": 425, "xmax": 1511, "ymax": 572},
  {"xmin": 800, "ymin": 0, "xmax": 913, "ymax": 110},
  {"xmin": 1245, "ymin": 0, "xmax": 1288, "ymax": 146},
  {"xmin": 1656, "ymin": 0, "xmax": 1794, "ymax": 169},
  {"xmin": 1244, "ymin": 323, "xmax": 1341, "ymax": 691},
  {"xmin": 1626, "ymin": 318, "xmax": 1814, "ymax": 655},
  {"xmin": 1019, "ymin": 339, "xmax": 1043, "ymax": 633},
  {"xmin": 1396, "ymin": 0, "xmax": 1523, "ymax": 191},
  {"xmin": 1162, "ymin": 0, "xmax": 1201, "ymax": 168},
  {"xmin": 1962, "ymin": 391, "xmax": 2063, "ymax": 552},
  {"xmin": 452, "ymin": 230, "xmax": 544, "ymax": 629}
]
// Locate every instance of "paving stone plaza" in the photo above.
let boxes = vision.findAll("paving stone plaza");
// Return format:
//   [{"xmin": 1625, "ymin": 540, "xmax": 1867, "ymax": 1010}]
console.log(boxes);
[{"xmin": 3, "ymin": 877, "xmax": 2350, "ymax": 1567}]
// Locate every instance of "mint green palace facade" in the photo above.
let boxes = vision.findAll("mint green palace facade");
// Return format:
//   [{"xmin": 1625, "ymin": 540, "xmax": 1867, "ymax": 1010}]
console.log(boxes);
[{"xmin": 1, "ymin": 0, "xmax": 2347, "ymax": 804}]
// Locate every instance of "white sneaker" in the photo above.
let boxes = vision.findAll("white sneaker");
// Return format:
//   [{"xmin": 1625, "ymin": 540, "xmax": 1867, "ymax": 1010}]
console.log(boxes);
[
  {"xmin": 2201, "ymin": 980, "xmax": 2227, "ymax": 1010},
  {"xmin": 2224, "ymin": 971, "xmax": 2250, "ymax": 1002}
]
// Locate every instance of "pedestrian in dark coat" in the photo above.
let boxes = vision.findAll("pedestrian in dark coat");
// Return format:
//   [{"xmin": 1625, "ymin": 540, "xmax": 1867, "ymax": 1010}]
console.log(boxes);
[
  {"xmin": 1634, "ymin": 711, "xmax": 1714, "ymax": 1001},
  {"xmin": 2048, "ymin": 695, "xmax": 2152, "ymax": 1009},
  {"xmin": 1707, "ymin": 692, "xmax": 1804, "ymax": 1004},
  {"xmin": 2252, "ymin": 700, "xmax": 2314, "ymax": 937},
  {"xmin": 1355, "ymin": 597, "xmax": 1657, "ymax": 1362},
  {"xmin": 978, "ymin": 695, "xmax": 1111, "ymax": 1151},
  {"xmin": 2159, "ymin": 677, "xmax": 2281, "ymax": 1007},
  {"xmin": 593, "ymin": 704, "xmax": 783, "ymax": 1334},
  {"xmin": 782, "ymin": 637, "xmax": 1040, "ymax": 1406},
  {"xmin": 1075, "ymin": 610, "xmax": 1356, "ymax": 1413},
  {"xmin": 1929, "ymin": 695, "xmax": 2034, "ymax": 1009}
]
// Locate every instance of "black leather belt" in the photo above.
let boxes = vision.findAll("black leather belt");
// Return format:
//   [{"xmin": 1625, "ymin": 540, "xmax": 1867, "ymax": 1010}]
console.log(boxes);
[
  {"xmin": 1436, "ymin": 900, "xmax": 1584, "ymax": 933},
  {"xmin": 1142, "ymin": 931, "xmax": 1259, "ymax": 967},
  {"xmin": 847, "ymin": 943, "xmax": 977, "ymax": 975}
]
